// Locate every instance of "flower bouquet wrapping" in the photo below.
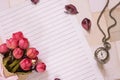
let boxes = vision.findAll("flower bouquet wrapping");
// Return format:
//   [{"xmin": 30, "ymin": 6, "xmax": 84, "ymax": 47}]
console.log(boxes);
[{"xmin": 0, "ymin": 32, "xmax": 46, "ymax": 80}]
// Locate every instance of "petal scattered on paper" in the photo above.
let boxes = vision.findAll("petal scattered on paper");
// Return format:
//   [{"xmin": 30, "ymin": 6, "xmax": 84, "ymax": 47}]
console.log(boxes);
[
  {"xmin": 55, "ymin": 78, "xmax": 61, "ymax": 80},
  {"xmin": 65, "ymin": 4, "xmax": 78, "ymax": 15},
  {"xmin": 81, "ymin": 18, "xmax": 91, "ymax": 31},
  {"xmin": 31, "ymin": 0, "xmax": 39, "ymax": 4}
]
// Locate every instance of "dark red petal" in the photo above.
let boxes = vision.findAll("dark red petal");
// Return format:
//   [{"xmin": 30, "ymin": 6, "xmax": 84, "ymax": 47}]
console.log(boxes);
[
  {"xmin": 54, "ymin": 78, "xmax": 61, "ymax": 80},
  {"xmin": 65, "ymin": 4, "xmax": 78, "ymax": 15},
  {"xmin": 81, "ymin": 18, "xmax": 91, "ymax": 31},
  {"xmin": 31, "ymin": 0, "xmax": 39, "ymax": 4}
]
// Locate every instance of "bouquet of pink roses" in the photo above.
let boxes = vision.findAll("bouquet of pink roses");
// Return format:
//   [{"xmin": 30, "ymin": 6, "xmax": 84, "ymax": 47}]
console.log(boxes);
[{"xmin": 0, "ymin": 31, "xmax": 46, "ymax": 73}]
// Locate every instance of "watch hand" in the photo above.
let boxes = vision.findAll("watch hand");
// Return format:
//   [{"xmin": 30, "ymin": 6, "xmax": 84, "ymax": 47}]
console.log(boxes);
[{"xmin": 101, "ymin": 51, "xmax": 103, "ymax": 58}]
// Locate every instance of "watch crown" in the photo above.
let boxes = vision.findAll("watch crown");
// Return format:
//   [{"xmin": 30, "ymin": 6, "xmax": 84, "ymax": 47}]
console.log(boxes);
[{"xmin": 104, "ymin": 42, "xmax": 111, "ymax": 50}]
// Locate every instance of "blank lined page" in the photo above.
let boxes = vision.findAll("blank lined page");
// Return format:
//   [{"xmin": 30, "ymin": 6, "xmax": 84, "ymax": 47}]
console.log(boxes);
[{"xmin": 0, "ymin": 0, "xmax": 104, "ymax": 80}]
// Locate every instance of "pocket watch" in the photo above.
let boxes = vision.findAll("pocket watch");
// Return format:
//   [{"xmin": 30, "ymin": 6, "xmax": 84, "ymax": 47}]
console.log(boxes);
[
  {"xmin": 94, "ymin": 0, "xmax": 119, "ymax": 64},
  {"xmin": 94, "ymin": 47, "xmax": 109, "ymax": 64}
]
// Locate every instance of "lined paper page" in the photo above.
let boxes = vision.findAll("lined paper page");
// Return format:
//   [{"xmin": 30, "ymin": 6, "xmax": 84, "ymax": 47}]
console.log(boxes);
[
  {"xmin": 0, "ymin": 0, "xmax": 104, "ymax": 80},
  {"xmin": 0, "ymin": 0, "xmax": 9, "ymax": 11}
]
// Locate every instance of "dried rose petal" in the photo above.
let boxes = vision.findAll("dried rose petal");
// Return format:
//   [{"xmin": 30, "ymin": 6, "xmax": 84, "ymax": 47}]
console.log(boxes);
[
  {"xmin": 31, "ymin": 0, "xmax": 39, "ymax": 4},
  {"xmin": 55, "ymin": 78, "xmax": 61, "ymax": 80},
  {"xmin": 81, "ymin": 18, "xmax": 91, "ymax": 31},
  {"xmin": 65, "ymin": 4, "xmax": 78, "ymax": 15}
]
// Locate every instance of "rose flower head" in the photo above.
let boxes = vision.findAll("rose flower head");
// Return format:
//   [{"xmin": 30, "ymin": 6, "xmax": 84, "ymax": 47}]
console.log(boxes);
[
  {"xmin": 26, "ymin": 48, "xmax": 39, "ymax": 59},
  {"xmin": 6, "ymin": 38, "xmax": 18, "ymax": 49},
  {"xmin": 35, "ymin": 62, "xmax": 46, "ymax": 72},
  {"xmin": 0, "ymin": 43, "xmax": 9, "ymax": 54},
  {"xmin": 12, "ymin": 31, "xmax": 24, "ymax": 41},
  {"xmin": 19, "ymin": 38, "xmax": 29, "ymax": 49},
  {"xmin": 20, "ymin": 58, "xmax": 32, "ymax": 71},
  {"xmin": 13, "ymin": 48, "xmax": 23, "ymax": 59}
]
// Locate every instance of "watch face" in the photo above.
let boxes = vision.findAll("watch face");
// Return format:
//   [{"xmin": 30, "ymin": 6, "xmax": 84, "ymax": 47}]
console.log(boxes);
[
  {"xmin": 97, "ymin": 50, "xmax": 107, "ymax": 60},
  {"xmin": 94, "ymin": 47, "xmax": 109, "ymax": 64}
]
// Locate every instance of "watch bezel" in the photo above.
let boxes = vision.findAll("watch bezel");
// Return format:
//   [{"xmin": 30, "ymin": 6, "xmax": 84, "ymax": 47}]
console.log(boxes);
[{"xmin": 94, "ymin": 47, "xmax": 109, "ymax": 64}]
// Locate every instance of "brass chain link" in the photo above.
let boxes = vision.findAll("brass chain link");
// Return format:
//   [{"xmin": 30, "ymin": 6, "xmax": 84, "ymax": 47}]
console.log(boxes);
[{"xmin": 97, "ymin": 0, "xmax": 120, "ymax": 43}]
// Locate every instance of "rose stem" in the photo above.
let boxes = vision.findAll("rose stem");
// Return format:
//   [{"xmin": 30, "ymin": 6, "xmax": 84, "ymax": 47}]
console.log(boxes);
[
  {"xmin": 9, "ymin": 59, "xmax": 20, "ymax": 68},
  {"xmin": 3, "ymin": 56, "xmax": 10, "ymax": 66},
  {"xmin": 11, "ymin": 63, "xmax": 20, "ymax": 73}
]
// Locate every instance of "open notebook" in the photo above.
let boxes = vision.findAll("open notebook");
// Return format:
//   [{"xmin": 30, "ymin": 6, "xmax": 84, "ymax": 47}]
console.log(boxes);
[{"xmin": 0, "ymin": 0, "xmax": 104, "ymax": 80}]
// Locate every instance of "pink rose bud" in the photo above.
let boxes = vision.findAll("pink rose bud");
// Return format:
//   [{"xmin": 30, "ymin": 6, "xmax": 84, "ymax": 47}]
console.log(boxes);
[
  {"xmin": 19, "ymin": 38, "xmax": 29, "ymax": 49},
  {"xmin": 26, "ymin": 48, "xmax": 39, "ymax": 59},
  {"xmin": 6, "ymin": 38, "xmax": 18, "ymax": 49},
  {"xmin": 20, "ymin": 58, "xmax": 32, "ymax": 71},
  {"xmin": 0, "ymin": 43, "xmax": 9, "ymax": 54},
  {"xmin": 35, "ymin": 62, "xmax": 46, "ymax": 72},
  {"xmin": 13, "ymin": 48, "xmax": 23, "ymax": 59},
  {"xmin": 12, "ymin": 31, "xmax": 24, "ymax": 41}
]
